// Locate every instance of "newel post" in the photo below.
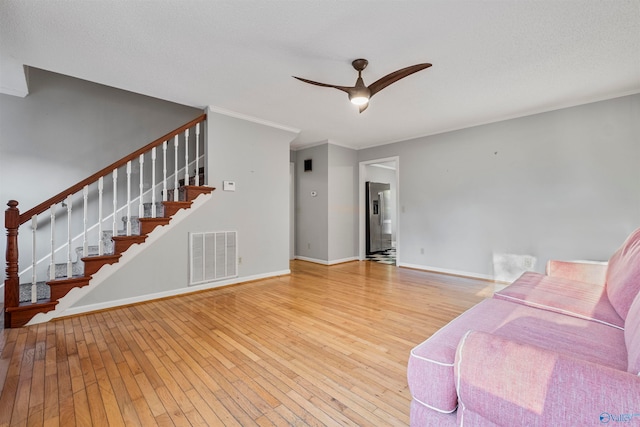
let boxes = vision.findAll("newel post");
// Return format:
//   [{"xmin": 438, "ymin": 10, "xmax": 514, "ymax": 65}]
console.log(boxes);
[{"xmin": 5, "ymin": 200, "xmax": 20, "ymax": 311}]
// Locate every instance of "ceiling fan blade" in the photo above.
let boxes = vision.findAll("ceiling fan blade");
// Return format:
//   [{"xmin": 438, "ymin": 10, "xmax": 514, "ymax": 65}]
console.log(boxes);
[
  {"xmin": 367, "ymin": 63, "xmax": 432, "ymax": 98},
  {"xmin": 292, "ymin": 76, "xmax": 352, "ymax": 94}
]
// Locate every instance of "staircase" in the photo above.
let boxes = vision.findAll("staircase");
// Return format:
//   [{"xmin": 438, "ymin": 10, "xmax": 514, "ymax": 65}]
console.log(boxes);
[{"xmin": 4, "ymin": 114, "xmax": 211, "ymax": 328}]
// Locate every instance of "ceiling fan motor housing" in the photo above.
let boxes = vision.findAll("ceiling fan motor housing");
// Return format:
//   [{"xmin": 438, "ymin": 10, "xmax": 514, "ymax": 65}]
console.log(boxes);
[{"xmin": 352, "ymin": 59, "xmax": 369, "ymax": 72}]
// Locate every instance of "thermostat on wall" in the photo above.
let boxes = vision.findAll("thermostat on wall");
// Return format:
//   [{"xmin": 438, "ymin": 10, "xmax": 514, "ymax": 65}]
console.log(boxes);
[{"xmin": 223, "ymin": 181, "xmax": 236, "ymax": 191}]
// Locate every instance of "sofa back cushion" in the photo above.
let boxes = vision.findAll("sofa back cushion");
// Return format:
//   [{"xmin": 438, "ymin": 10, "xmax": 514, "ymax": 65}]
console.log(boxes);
[
  {"xmin": 625, "ymin": 291, "xmax": 640, "ymax": 374},
  {"xmin": 606, "ymin": 228, "xmax": 640, "ymax": 320}
]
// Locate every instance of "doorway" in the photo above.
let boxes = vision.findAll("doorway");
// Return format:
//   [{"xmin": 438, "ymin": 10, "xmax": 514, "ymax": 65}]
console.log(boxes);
[{"xmin": 359, "ymin": 157, "xmax": 399, "ymax": 265}]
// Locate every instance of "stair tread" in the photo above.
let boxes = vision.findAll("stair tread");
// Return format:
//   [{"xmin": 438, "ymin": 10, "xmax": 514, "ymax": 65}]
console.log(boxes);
[
  {"xmin": 6, "ymin": 299, "xmax": 58, "ymax": 311},
  {"xmin": 82, "ymin": 254, "xmax": 121, "ymax": 261},
  {"xmin": 47, "ymin": 276, "xmax": 91, "ymax": 284},
  {"xmin": 112, "ymin": 235, "xmax": 146, "ymax": 240},
  {"xmin": 182, "ymin": 185, "xmax": 215, "ymax": 190}
]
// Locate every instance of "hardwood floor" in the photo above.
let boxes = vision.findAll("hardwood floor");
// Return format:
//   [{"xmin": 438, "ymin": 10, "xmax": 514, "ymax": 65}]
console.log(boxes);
[{"xmin": 0, "ymin": 260, "xmax": 497, "ymax": 426}]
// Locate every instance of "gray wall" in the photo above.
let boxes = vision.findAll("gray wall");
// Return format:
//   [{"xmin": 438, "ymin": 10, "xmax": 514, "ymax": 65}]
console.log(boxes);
[
  {"xmin": 71, "ymin": 109, "xmax": 298, "ymax": 309},
  {"xmin": 359, "ymin": 94, "xmax": 640, "ymax": 278},
  {"xmin": 294, "ymin": 142, "xmax": 359, "ymax": 263},
  {"xmin": 328, "ymin": 144, "xmax": 358, "ymax": 262},
  {"xmin": 295, "ymin": 143, "xmax": 329, "ymax": 261},
  {"xmin": 205, "ymin": 111, "xmax": 298, "ymax": 276},
  {"xmin": 0, "ymin": 68, "xmax": 201, "ymax": 282}
]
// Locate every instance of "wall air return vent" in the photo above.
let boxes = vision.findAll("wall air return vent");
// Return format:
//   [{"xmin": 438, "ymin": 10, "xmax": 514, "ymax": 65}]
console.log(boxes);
[{"xmin": 189, "ymin": 231, "xmax": 237, "ymax": 285}]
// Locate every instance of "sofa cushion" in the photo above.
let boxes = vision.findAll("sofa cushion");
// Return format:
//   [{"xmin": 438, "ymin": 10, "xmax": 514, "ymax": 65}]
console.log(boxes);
[
  {"xmin": 455, "ymin": 331, "xmax": 640, "ymax": 426},
  {"xmin": 546, "ymin": 260, "xmax": 607, "ymax": 286},
  {"xmin": 495, "ymin": 271, "xmax": 624, "ymax": 329},
  {"xmin": 606, "ymin": 227, "xmax": 640, "ymax": 320},
  {"xmin": 407, "ymin": 298, "xmax": 627, "ymax": 415},
  {"xmin": 625, "ymin": 291, "xmax": 640, "ymax": 374}
]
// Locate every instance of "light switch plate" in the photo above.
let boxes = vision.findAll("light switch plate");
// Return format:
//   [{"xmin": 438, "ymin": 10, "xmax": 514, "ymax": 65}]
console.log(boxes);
[{"xmin": 223, "ymin": 181, "xmax": 236, "ymax": 191}]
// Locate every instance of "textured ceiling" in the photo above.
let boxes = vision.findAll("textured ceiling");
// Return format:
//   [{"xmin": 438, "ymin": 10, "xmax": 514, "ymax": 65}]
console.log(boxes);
[{"xmin": 1, "ymin": 1, "xmax": 639, "ymax": 150}]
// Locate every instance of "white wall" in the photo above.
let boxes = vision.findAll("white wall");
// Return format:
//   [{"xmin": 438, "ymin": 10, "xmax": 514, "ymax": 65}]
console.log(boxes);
[
  {"xmin": 358, "ymin": 94, "xmax": 640, "ymax": 278},
  {"xmin": 69, "ymin": 109, "xmax": 299, "ymax": 310}
]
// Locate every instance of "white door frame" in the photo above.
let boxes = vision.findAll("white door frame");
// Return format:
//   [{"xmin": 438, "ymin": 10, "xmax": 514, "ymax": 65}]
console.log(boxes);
[
  {"xmin": 359, "ymin": 156, "xmax": 400, "ymax": 262},
  {"xmin": 290, "ymin": 162, "xmax": 295, "ymax": 260}
]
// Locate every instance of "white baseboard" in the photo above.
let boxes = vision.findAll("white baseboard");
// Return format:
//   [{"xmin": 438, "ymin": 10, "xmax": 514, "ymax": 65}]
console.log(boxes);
[
  {"xmin": 398, "ymin": 262, "xmax": 501, "ymax": 282},
  {"xmin": 294, "ymin": 256, "xmax": 358, "ymax": 265},
  {"xmin": 328, "ymin": 256, "xmax": 359, "ymax": 265},
  {"xmin": 57, "ymin": 269, "xmax": 291, "ymax": 319},
  {"xmin": 295, "ymin": 256, "xmax": 329, "ymax": 265}
]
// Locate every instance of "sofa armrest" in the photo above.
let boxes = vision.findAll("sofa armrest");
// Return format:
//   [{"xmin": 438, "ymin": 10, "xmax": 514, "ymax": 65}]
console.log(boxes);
[
  {"xmin": 546, "ymin": 259, "xmax": 607, "ymax": 286},
  {"xmin": 455, "ymin": 331, "xmax": 640, "ymax": 426}
]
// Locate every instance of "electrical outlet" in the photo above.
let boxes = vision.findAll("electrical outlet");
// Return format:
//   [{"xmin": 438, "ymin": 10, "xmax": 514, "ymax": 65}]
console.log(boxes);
[
  {"xmin": 238, "ymin": 256, "xmax": 242, "ymax": 264},
  {"xmin": 307, "ymin": 243, "xmax": 311, "ymax": 249},
  {"xmin": 420, "ymin": 248, "xmax": 424, "ymax": 254}
]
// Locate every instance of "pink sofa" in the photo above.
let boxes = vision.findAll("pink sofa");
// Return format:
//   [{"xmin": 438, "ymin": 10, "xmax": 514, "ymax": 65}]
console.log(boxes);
[{"xmin": 408, "ymin": 228, "xmax": 640, "ymax": 426}]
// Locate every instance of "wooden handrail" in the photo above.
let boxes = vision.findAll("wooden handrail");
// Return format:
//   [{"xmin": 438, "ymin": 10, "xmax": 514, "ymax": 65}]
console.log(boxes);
[{"xmin": 18, "ymin": 113, "xmax": 206, "ymax": 225}]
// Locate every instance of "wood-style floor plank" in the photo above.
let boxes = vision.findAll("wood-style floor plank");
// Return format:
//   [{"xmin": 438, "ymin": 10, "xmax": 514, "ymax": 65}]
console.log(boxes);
[{"xmin": 0, "ymin": 260, "xmax": 495, "ymax": 426}]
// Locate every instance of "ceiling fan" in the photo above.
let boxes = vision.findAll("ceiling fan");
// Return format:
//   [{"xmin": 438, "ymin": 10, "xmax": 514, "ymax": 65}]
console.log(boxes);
[{"xmin": 293, "ymin": 59, "xmax": 432, "ymax": 113}]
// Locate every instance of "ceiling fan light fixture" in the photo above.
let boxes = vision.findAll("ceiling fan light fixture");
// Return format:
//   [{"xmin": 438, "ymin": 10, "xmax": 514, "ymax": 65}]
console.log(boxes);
[
  {"xmin": 349, "ymin": 95, "xmax": 369, "ymax": 106},
  {"xmin": 349, "ymin": 83, "xmax": 371, "ymax": 106}
]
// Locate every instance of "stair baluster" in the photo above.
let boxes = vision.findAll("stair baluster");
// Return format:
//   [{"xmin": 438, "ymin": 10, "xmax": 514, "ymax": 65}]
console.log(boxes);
[
  {"xmin": 162, "ymin": 141, "xmax": 168, "ymax": 203},
  {"xmin": 30, "ymin": 215, "xmax": 37, "ymax": 303},
  {"xmin": 112, "ymin": 169, "xmax": 118, "ymax": 242},
  {"xmin": 151, "ymin": 147, "xmax": 157, "ymax": 217},
  {"xmin": 195, "ymin": 123, "xmax": 200, "ymax": 186},
  {"xmin": 126, "ymin": 161, "xmax": 132, "ymax": 236},
  {"xmin": 173, "ymin": 135, "xmax": 179, "ymax": 201},
  {"xmin": 184, "ymin": 128, "xmax": 190, "ymax": 189},
  {"xmin": 138, "ymin": 154, "xmax": 145, "ymax": 220},
  {"xmin": 82, "ymin": 185, "xmax": 89, "ymax": 258},
  {"xmin": 66, "ymin": 196, "xmax": 73, "ymax": 278},
  {"xmin": 49, "ymin": 205, "xmax": 55, "ymax": 281},
  {"xmin": 98, "ymin": 177, "xmax": 104, "ymax": 256}
]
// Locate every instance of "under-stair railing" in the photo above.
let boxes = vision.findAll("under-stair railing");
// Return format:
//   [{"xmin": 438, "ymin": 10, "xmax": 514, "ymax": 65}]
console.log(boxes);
[{"xmin": 4, "ymin": 114, "xmax": 206, "ymax": 312}]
